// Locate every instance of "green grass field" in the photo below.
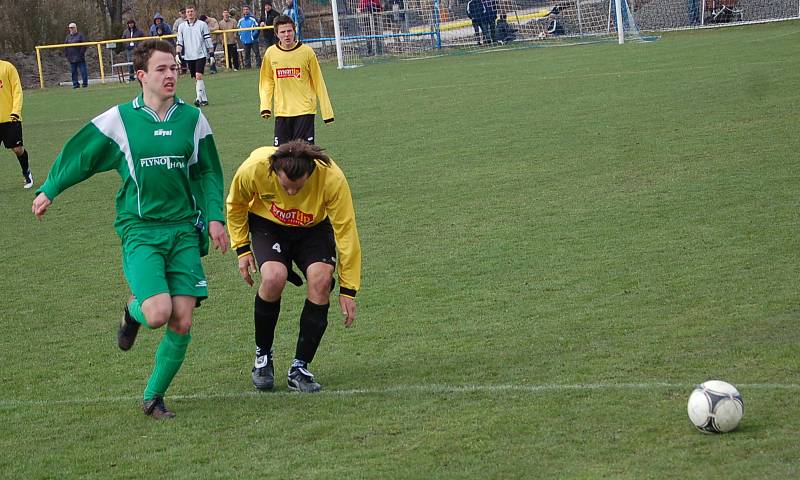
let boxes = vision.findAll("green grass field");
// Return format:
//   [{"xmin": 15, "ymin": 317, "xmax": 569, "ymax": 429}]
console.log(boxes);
[{"xmin": 1, "ymin": 22, "xmax": 799, "ymax": 478}]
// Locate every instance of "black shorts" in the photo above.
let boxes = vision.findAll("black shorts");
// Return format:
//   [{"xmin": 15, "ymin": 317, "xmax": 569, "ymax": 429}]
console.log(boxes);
[
  {"xmin": 249, "ymin": 213, "xmax": 336, "ymax": 274},
  {"xmin": 186, "ymin": 58, "xmax": 206, "ymax": 76},
  {"xmin": 0, "ymin": 122, "xmax": 23, "ymax": 148},
  {"xmin": 274, "ymin": 114, "xmax": 316, "ymax": 146}
]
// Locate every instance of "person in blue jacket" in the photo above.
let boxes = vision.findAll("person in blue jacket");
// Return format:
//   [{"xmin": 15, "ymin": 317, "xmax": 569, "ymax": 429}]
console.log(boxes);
[{"xmin": 237, "ymin": 4, "xmax": 261, "ymax": 68}]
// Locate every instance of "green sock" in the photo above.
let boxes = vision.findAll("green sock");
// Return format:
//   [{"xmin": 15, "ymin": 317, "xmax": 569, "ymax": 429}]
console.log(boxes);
[
  {"xmin": 127, "ymin": 298, "xmax": 151, "ymax": 328},
  {"xmin": 143, "ymin": 329, "xmax": 191, "ymax": 401}
]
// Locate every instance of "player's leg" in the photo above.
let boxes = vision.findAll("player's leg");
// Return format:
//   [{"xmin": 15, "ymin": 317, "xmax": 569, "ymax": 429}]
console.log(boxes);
[
  {"xmin": 274, "ymin": 116, "xmax": 293, "ymax": 147},
  {"xmin": 288, "ymin": 220, "xmax": 336, "ymax": 393},
  {"xmin": 142, "ymin": 295, "xmax": 195, "ymax": 419},
  {"xmin": 249, "ymin": 213, "xmax": 291, "ymax": 390},
  {"xmin": 292, "ymin": 114, "xmax": 316, "ymax": 145},
  {"xmin": 187, "ymin": 60, "xmax": 200, "ymax": 106},
  {"xmin": 2, "ymin": 122, "xmax": 32, "ymax": 188},
  {"xmin": 118, "ymin": 230, "xmax": 173, "ymax": 350},
  {"xmin": 142, "ymin": 227, "xmax": 206, "ymax": 418},
  {"xmin": 194, "ymin": 58, "xmax": 208, "ymax": 105}
]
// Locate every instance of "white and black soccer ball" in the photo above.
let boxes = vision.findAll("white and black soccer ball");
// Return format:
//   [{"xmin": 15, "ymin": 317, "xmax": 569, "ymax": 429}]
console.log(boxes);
[{"xmin": 687, "ymin": 380, "xmax": 744, "ymax": 433}]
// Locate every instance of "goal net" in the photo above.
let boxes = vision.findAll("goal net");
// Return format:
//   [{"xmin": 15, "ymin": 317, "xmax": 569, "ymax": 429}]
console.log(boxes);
[
  {"xmin": 632, "ymin": 0, "xmax": 800, "ymax": 30},
  {"xmin": 321, "ymin": 0, "xmax": 645, "ymax": 68}
]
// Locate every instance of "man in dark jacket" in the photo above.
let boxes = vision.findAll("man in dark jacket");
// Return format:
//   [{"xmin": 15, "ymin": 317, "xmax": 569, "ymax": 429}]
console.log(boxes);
[
  {"xmin": 65, "ymin": 22, "xmax": 88, "ymax": 88},
  {"xmin": 122, "ymin": 19, "xmax": 145, "ymax": 81},
  {"xmin": 484, "ymin": 0, "xmax": 497, "ymax": 43},
  {"xmin": 259, "ymin": 1, "xmax": 280, "ymax": 48},
  {"xmin": 466, "ymin": 0, "xmax": 487, "ymax": 45}
]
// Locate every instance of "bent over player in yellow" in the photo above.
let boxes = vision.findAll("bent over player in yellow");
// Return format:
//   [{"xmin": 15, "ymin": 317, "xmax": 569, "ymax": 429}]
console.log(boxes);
[{"xmin": 227, "ymin": 140, "xmax": 360, "ymax": 392}]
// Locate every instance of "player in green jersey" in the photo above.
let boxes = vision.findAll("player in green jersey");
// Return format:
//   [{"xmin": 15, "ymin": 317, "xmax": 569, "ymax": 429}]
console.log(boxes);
[{"xmin": 31, "ymin": 39, "xmax": 228, "ymax": 419}]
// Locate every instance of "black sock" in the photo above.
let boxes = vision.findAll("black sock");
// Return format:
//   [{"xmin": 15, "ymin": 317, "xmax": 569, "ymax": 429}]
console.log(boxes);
[
  {"xmin": 254, "ymin": 295, "xmax": 280, "ymax": 359},
  {"xmin": 295, "ymin": 299, "xmax": 329, "ymax": 364},
  {"xmin": 17, "ymin": 150, "xmax": 29, "ymax": 175}
]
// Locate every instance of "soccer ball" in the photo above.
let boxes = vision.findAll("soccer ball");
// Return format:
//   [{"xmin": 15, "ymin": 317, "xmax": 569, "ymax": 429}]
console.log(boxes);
[{"xmin": 687, "ymin": 380, "xmax": 744, "ymax": 433}]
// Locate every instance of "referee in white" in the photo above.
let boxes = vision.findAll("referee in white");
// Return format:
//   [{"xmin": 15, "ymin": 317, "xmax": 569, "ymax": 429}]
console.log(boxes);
[{"xmin": 176, "ymin": 5, "xmax": 214, "ymax": 106}]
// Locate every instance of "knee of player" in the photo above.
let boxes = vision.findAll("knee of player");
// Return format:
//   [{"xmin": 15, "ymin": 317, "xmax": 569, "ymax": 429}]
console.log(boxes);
[
  {"xmin": 12, "ymin": 146, "xmax": 25, "ymax": 156},
  {"xmin": 260, "ymin": 264, "xmax": 288, "ymax": 291},
  {"xmin": 306, "ymin": 268, "xmax": 333, "ymax": 294},
  {"xmin": 142, "ymin": 296, "xmax": 172, "ymax": 328},
  {"xmin": 168, "ymin": 315, "xmax": 193, "ymax": 334}
]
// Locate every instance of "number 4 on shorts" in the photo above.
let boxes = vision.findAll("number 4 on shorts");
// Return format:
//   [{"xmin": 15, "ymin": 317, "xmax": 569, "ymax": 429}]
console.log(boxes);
[{"xmin": 272, "ymin": 242, "xmax": 281, "ymax": 253}]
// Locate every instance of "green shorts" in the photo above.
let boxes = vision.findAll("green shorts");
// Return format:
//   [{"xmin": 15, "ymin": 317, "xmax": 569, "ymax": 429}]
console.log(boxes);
[{"xmin": 121, "ymin": 224, "xmax": 208, "ymax": 302}]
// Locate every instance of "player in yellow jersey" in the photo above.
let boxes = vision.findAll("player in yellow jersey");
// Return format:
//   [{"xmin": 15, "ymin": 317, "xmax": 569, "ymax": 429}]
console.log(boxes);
[
  {"xmin": 0, "ymin": 59, "xmax": 32, "ymax": 188},
  {"xmin": 259, "ymin": 15, "xmax": 334, "ymax": 146},
  {"xmin": 227, "ymin": 140, "xmax": 360, "ymax": 392}
]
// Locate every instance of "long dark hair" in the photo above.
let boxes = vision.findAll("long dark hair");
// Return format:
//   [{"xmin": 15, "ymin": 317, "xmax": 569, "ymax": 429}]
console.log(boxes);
[{"xmin": 269, "ymin": 140, "xmax": 331, "ymax": 180}]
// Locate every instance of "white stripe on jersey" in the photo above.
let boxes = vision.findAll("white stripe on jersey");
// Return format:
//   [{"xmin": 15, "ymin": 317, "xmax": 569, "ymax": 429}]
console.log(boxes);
[
  {"xmin": 190, "ymin": 112, "xmax": 213, "ymax": 167},
  {"xmin": 91, "ymin": 107, "xmax": 142, "ymax": 217}
]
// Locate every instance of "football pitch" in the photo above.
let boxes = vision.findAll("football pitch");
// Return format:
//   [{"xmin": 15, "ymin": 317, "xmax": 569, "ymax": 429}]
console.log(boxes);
[{"xmin": 1, "ymin": 21, "xmax": 799, "ymax": 478}]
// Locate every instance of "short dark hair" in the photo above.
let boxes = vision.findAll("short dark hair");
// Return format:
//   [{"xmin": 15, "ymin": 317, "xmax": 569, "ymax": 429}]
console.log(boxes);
[
  {"xmin": 273, "ymin": 14, "xmax": 295, "ymax": 29},
  {"xmin": 133, "ymin": 39, "xmax": 176, "ymax": 74},
  {"xmin": 269, "ymin": 140, "xmax": 331, "ymax": 180}
]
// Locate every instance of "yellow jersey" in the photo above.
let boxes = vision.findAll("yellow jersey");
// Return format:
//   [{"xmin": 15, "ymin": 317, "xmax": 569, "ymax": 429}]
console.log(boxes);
[
  {"xmin": 0, "ymin": 60, "xmax": 23, "ymax": 123},
  {"xmin": 259, "ymin": 42, "xmax": 334, "ymax": 122},
  {"xmin": 227, "ymin": 146, "xmax": 360, "ymax": 295}
]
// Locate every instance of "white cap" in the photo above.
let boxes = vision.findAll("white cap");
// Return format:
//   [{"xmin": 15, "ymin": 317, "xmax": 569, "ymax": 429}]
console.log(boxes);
[{"xmin": 68, "ymin": 22, "xmax": 77, "ymax": 28}]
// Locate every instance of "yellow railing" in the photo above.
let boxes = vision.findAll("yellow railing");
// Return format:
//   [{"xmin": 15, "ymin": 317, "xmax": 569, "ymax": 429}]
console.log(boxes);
[{"xmin": 35, "ymin": 26, "xmax": 271, "ymax": 89}]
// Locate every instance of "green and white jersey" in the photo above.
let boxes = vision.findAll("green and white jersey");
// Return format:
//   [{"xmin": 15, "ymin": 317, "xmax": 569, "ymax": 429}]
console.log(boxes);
[{"xmin": 38, "ymin": 94, "xmax": 225, "ymax": 238}]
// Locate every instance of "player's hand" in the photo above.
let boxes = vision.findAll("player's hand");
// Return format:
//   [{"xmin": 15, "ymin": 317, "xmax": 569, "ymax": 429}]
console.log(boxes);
[
  {"xmin": 238, "ymin": 253, "xmax": 257, "ymax": 286},
  {"xmin": 32, "ymin": 192, "xmax": 51, "ymax": 220},
  {"xmin": 260, "ymin": 109, "xmax": 271, "ymax": 119},
  {"xmin": 175, "ymin": 54, "xmax": 182, "ymax": 66},
  {"xmin": 339, "ymin": 295, "xmax": 356, "ymax": 327},
  {"xmin": 208, "ymin": 220, "xmax": 228, "ymax": 253},
  {"xmin": 9, "ymin": 113, "xmax": 19, "ymax": 122}
]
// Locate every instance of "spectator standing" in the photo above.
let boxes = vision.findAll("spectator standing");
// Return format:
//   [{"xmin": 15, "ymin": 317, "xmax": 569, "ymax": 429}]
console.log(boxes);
[
  {"xmin": 226, "ymin": 140, "xmax": 361, "ymax": 393},
  {"xmin": 218, "ymin": 9, "xmax": 240, "ymax": 71},
  {"xmin": 358, "ymin": 0, "xmax": 384, "ymax": 56},
  {"xmin": 200, "ymin": 14, "xmax": 220, "ymax": 74},
  {"xmin": 65, "ymin": 22, "xmax": 88, "ymax": 88},
  {"xmin": 466, "ymin": 0, "xmax": 487, "ymax": 45},
  {"xmin": 176, "ymin": 5, "xmax": 214, "ymax": 106},
  {"xmin": 484, "ymin": 0, "xmax": 498, "ymax": 43},
  {"xmin": 122, "ymin": 19, "xmax": 145, "ymax": 81},
  {"xmin": 237, "ymin": 5, "xmax": 261, "ymax": 69},
  {"xmin": 0, "ymin": 59, "xmax": 33, "ymax": 188},
  {"xmin": 173, "ymin": 7, "xmax": 188, "ymax": 34},
  {"xmin": 259, "ymin": 1, "xmax": 280, "ymax": 48},
  {"xmin": 259, "ymin": 15, "xmax": 334, "ymax": 146},
  {"xmin": 150, "ymin": 12, "xmax": 173, "ymax": 38},
  {"xmin": 32, "ymin": 39, "xmax": 228, "ymax": 419},
  {"xmin": 283, "ymin": 1, "xmax": 305, "ymax": 37}
]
